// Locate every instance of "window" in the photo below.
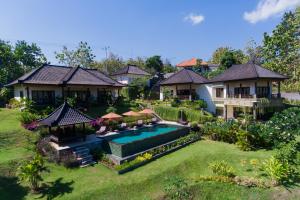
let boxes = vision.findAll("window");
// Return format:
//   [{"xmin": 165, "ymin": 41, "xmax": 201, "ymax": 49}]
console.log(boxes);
[
  {"xmin": 19, "ymin": 91, "xmax": 24, "ymax": 98},
  {"xmin": 215, "ymin": 88, "xmax": 224, "ymax": 98},
  {"xmin": 257, "ymin": 87, "xmax": 269, "ymax": 98},
  {"xmin": 32, "ymin": 90, "xmax": 55, "ymax": 105},
  {"xmin": 216, "ymin": 107, "xmax": 224, "ymax": 116},
  {"xmin": 234, "ymin": 87, "xmax": 250, "ymax": 98}
]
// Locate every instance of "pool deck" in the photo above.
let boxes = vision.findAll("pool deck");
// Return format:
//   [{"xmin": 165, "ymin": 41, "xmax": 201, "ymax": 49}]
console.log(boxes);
[{"xmin": 49, "ymin": 134, "xmax": 103, "ymax": 151}]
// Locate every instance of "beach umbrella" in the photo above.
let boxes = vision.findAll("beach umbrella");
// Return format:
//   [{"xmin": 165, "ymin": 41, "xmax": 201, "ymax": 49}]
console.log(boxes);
[
  {"xmin": 122, "ymin": 111, "xmax": 141, "ymax": 117},
  {"xmin": 139, "ymin": 108, "xmax": 155, "ymax": 115},
  {"xmin": 101, "ymin": 112, "xmax": 122, "ymax": 121}
]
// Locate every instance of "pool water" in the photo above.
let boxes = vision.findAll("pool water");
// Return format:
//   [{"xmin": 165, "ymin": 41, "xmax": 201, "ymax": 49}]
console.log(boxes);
[{"xmin": 111, "ymin": 125, "xmax": 179, "ymax": 144}]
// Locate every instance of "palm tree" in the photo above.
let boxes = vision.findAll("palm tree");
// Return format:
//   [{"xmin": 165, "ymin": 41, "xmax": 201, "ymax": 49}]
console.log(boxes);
[{"xmin": 17, "ymin": 154, "xmax": 47, "ymax": 192}]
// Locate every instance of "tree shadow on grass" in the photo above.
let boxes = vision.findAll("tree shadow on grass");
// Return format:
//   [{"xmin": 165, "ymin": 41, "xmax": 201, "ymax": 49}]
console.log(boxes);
[
  {"xmin": 0, "ymin": 176, "xmax": 29, "ymax": 200},
  {"xmin": 38, "ymin": 177, "xmax": 74, "ymax": 200}
]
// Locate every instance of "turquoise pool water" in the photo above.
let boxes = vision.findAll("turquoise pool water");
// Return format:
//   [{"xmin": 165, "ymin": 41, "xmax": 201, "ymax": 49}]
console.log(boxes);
[{"xmin": 111, "ymin": 124, "xmax": 180, "ymax": 144}]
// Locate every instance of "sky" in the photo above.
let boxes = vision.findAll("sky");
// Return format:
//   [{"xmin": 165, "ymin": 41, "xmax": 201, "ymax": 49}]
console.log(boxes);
[{"xmin": 0, "ymin": 0, "xmax": 299, "ymax": 65}]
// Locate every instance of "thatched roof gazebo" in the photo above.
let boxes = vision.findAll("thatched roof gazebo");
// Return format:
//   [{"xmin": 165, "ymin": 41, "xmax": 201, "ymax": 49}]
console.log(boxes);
[{"xmin": 39, "ymin": 102, "xmax": 94, "ymax": 144}]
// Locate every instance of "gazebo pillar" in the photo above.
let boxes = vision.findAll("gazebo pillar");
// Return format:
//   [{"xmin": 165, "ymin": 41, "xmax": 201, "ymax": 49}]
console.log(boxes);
[
  {"xmin": 277, "ymin": 81, "xmax": 281, "ymax": 98},
  {"xmin": 189, "ymin": 84, "xmax": 192, "ymax": 100}
]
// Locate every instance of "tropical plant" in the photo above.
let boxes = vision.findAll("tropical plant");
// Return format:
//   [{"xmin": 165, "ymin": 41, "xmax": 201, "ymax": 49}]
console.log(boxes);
[
  {"xmin": 106, "ymin": 106, "xmax": 117, "ymax": 113},
  {"xmin": 274, "ymin": 141, "xmax": 300, "ymax": 165},
  {"xmin": 164, "ymin": 176, "xmax": 191, "ymax": 200},
  {"xmin": 19, "ymin": 111, "xmax": 39, "ymax": 125},
  {"xmin": 17, "ymin": 154, "xmax": 47, "ymax": 192},
  {"xmin": 208, "ymin": 160, "xmax": 235, "ymax": 178},
  {"xmin": 262, "ymin": 156, "xmax": 294, "ymax": 184}
]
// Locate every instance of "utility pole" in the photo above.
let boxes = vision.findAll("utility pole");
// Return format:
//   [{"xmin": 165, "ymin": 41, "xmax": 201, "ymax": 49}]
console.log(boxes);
[{"xmin": 102, "ymin": 46, "xmax": 110, "ymax": 73}]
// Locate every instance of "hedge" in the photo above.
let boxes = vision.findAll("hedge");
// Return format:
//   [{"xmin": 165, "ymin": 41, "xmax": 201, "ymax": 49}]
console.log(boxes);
[{"xmin": 154, "ymin": 106, "xmax": 214, "ymax": 123}]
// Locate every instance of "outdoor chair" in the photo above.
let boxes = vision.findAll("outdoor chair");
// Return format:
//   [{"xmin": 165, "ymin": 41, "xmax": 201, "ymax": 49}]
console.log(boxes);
[
  {"xmin": 137, "ymin": 120, "xmax": 144, "ymax": 127},
  {"xmin": 96, "ymin": 126, "xmax": 107, "ymax": 135},
  {"xmin": 151, "ymin": 117, "xmax": 158, "ymax": 124},
  {"xmin": 178, "ymin": 119, "xmax": 188, "ymax": 125},
  {"xmin": 120, "ymin": 123, "xmax": 127, "ymax": 130}
]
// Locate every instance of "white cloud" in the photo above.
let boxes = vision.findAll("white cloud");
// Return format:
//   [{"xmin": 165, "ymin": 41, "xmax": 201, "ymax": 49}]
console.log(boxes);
[
  {"xmin": 184, "ymin": 13, "xmax": 205, "ymax": 25},
  {"xmin": 244, "ymin": 0, "xmax": 300, "ymax": 24}
]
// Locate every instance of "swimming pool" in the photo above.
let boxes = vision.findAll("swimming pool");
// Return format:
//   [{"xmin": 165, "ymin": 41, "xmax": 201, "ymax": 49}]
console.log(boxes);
[
  {"xmin": 104, "ymin": 124, "xmax": 189, "ymax": 158},
  {"xmin": 111, "ymin": 125, "xmax": 179, "ymax": 144}
]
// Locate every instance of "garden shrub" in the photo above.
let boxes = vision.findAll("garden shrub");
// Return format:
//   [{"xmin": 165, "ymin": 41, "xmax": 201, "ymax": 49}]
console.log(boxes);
[
  {"xmin": 106, "ymin": 106, "xmax": 117, "ymax": 113},
  {"xmin": 236, "ymin": 129, "xmax": 253, "ymax": 151},
  {"xmin": 90, "ymin": 147, "xmax": 104, "ymax": 161},
  {"xmin": 154, "ymin": 105, "xmax": 213, "ymax": 123},
  {"xmin": 9, "ymin": 98, "xmax": 22, "ymax": 108},
  {"xmin": 262, "ymin": 157, "xmax": 294, "ymax": 185},
  {"xmin": 274, "ymin": 141, "xmax": 299, "ymax": 165},
  {"xmin": 164, "ymin": 176, "xmax": 192, "ymax": 200},
  {"xmin": 203, "ymin": 120, "xmax": 239, "ymax": 143},
  {"xmin": 208, "ymin": 160, "xmax": 235, "ymax": 178},
  {"xmin": 19, "ymin": 111, "xmax": 39, "ymax": 125},
  {"xmin": 154, "ymin": 106, "xmax": 180, "ymax": 121}
]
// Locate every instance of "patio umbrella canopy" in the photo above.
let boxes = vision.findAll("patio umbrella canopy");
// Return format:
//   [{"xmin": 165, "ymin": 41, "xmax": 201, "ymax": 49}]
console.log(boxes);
[
  {"xmin": 101, "ymin": 112, "xmax": 122, "ymax": 120},
  {"xmin": 122, "ymin": 111, "xmax": 141, "ymax": 116},
  {"xmin": 139, "ymin": 108, "xmax": 155, "ymax": 115}
]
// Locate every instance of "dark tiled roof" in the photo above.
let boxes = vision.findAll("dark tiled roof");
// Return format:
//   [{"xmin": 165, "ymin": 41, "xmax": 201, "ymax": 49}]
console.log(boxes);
[
  {"xmin": 111, "ymin": 65, "xmax": 150, "ymax": 76},
  {"xmin": 160, "ymin": 69, "xmax": 208, "ymax": 85},
  {"xmin": 208, "ymin": 63, "xmax": 288, "ymax": 83},
  {"xmin": 39, "ymin": 102, "xmax": 94, "ymax": 126},
  {"xmin": 6, "ymin": 64, "xmax": 124, "ymax": 87}
]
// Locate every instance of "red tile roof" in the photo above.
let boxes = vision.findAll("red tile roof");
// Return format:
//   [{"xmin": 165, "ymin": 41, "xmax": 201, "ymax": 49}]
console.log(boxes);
[{"xmin": 176, "ymin": 58, "xmax": 208, "ymax": 67}]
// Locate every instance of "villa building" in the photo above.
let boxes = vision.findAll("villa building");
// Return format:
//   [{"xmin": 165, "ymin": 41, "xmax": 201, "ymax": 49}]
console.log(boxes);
[
  {"xmin": 110, "ymin": 65, "xmax": 151, "ymax": 85},
  {"xmin": 160, "ymin": 63, "xmax": 288, "ymax": 119},
  {"xmin": 6, "ymin": 64, "xmax": 124, "ymax": 106},
  {"xmin": 176, "ymin": 58, "xmax": 219, "ymax": 73}
]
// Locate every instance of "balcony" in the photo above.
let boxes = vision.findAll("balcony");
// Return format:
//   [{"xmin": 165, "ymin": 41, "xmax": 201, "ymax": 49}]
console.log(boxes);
[{"xmin": 213, "ymin": 94, "xmax": 283, "ymax": 107}]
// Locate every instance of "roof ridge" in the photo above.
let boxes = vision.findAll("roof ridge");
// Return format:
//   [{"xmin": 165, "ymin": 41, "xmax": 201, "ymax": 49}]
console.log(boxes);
[
  {"xmin": 84, "ymin": 68, "xmax": 113, "ymax": 85},
  {"xmin": 160, "ymin": 69, "xmax": 184, "ymax": 84},
  {"xmin": 185, "ymin": 69, "xmax": 194, "ymax": 83},
  {"xmin": 252, "ymin": 64, "xmax": 259, "ymax": 78},
  {"xmin": 18, "ymin": 65, "xmax": 45, "ymax": 82},
  {"xmin": 59, "ymin": 66, "xmax": 80, "ymax": 84},
  {"xmin": 53, "ymin": 102, "xmax": 67, "ymax": 126}
]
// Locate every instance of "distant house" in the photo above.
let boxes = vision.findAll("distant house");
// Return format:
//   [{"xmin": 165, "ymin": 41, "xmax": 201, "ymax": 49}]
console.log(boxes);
[
  {"xmin": 176, "ymin": 58, "xmax": 219, "ymax": 73},
  {"xmin": 160, "ymin": 64, "xmax": 288, "ymax": 119},
  {"xmin": 6, "ymin": 64, "xmax": 123, "ymax": 105},
  {"xmin": 110, "ymin": 65, "xmax": 151, "ymax": 85}
]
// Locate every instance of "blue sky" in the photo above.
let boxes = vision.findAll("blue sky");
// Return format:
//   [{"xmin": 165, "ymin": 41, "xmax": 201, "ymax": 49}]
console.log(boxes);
[{"xmin": 0, "ymin": 0, "xmax": 299, "ymax": 65}]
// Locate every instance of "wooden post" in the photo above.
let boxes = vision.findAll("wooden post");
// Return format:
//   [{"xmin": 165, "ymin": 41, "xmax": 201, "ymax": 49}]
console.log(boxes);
[
  {"xmin": 254, "ymin": 82, "xmax": 257, "ymax": 98},
  {"xmin": 189, "ymin": 84, "xmax": 192, "ymax": 100},
  {"xmin": 224, "ymin": 105, "xmax": 228, "ymax": 121},
  {"xmin": 278, "ymin": 81, "xmax": 281, "ymax": 98},
  {"xmin": 26, "ymin": 87, "xmax": 29, "ymax": 99},
  {"xmin": 267, "ymin": 81, "xmax": 271, "ymax": 98},
  {"xmin": 253, "ymin": 105, "xmax": 257, "ymax": 120}
]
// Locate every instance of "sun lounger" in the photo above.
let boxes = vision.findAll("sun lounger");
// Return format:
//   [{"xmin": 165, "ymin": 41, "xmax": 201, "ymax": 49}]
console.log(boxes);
[
  {"xmin": 151, "ymin": 117, "xmax": 158, "ymax": 124},
  {"xmin": 137, "ymin": 120, "xmax": 143, "ymax": 127},
  {"xmin": 96, "ymin": 126, "xmax": 107, "ymax": 135}
]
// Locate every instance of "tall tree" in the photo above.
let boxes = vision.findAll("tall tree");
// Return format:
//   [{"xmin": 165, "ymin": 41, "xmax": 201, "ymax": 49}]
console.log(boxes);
[
  {"xmin": 0, "ymin": 40, "xmax": 46, "ymax": 85},
  {"xmin": 262, "ymin": 9, "xmax": 300, "ymax": 81},
  {"xmin": 55, "ymin": 41, "xmax": 95, "ymax": 67},
  {"xmin": 209, "ymin": 47, "xmax": 230, "ymax": 64},
  {"xmin": 210, "ymin": 47, "xmax": 247, "ymax": 65},
  {"xmin": 220, "ymin": 51, "xmax": 237, "ymax": 69},
  {"xmin": 145, "ymin": 55, "xmax": 163, "ymax": 75},
  {"xmin": 244, "ymin": 39, "xmax": 262, "ymax": 64},
  {"xmin": 14, "ymin": 40, "xmax": 47, "ymax": 72},
  {"xmin": 92, "ymin": 52, "xmax": 125, "ymax": 74}
]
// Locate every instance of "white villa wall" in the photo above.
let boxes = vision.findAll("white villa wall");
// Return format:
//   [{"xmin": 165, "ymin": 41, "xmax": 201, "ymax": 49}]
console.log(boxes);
[
  {"xmin": 195, "ymin": 85, "xmax": 215, "ymax": 113},
  {"xmin": 13, "ymin": 84, "xmax": 119, "ymax": 102}
]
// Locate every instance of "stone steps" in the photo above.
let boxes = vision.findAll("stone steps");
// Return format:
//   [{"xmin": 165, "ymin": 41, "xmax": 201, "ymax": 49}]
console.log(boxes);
[{"xmin": 73, "ymin": 146, "xmax": 95, "ymax": 167}]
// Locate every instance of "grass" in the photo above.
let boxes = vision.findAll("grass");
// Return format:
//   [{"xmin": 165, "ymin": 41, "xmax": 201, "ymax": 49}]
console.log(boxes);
[{"xmin": 0, "ymin": 108, "xmax": 299, "ymax": 199}]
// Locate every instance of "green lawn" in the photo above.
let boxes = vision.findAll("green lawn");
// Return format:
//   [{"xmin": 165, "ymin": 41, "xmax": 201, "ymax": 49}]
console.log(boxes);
[{"xmin": 0, "ymin": 108, "xmax": 299, "ymax": 200}]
